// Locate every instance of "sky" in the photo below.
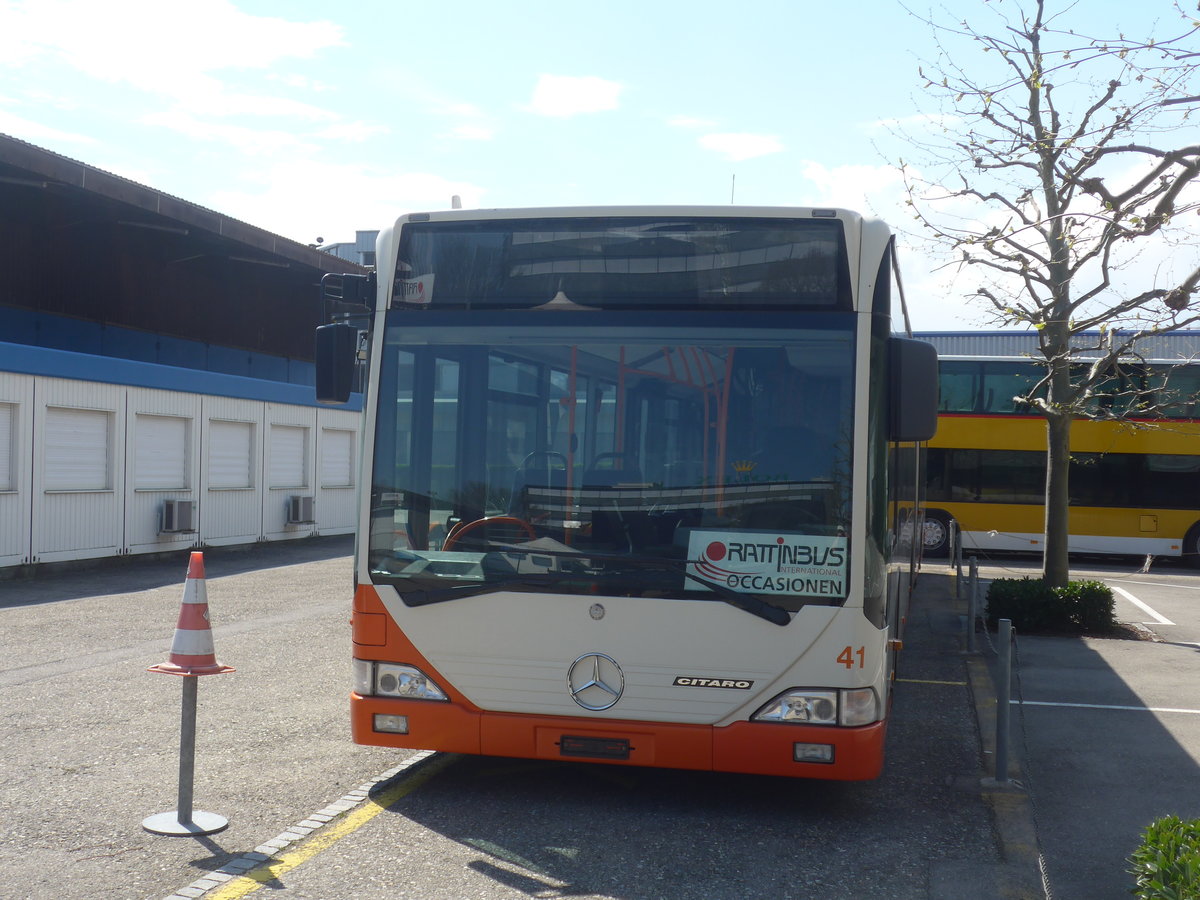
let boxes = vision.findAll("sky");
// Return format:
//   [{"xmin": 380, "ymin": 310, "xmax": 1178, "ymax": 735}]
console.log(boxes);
[{"xmin": 1, "ymin": 0, "xmax": 1196, "ymax": 331}]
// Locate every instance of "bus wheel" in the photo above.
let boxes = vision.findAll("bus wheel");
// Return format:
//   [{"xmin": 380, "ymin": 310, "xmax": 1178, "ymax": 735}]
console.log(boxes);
[
  {"xmin": 922, "ymin": 512, "xmax": 953, "ymax": 558},
  {"xmin": 1184, "ymin": 523, "xmax": 1200, "ymax": 569}
]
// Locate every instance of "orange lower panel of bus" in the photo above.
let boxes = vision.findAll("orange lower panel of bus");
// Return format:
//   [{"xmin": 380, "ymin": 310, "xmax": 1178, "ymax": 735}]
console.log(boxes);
[{"xmin": 350, "ymin": 695, "xmax": 886, "ymax": 781}]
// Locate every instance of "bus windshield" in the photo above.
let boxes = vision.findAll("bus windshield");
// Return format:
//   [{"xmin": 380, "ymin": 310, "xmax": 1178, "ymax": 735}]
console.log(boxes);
[{"xmin": 368, "ymin": 313, "xmax": 855, "ymax": 613}]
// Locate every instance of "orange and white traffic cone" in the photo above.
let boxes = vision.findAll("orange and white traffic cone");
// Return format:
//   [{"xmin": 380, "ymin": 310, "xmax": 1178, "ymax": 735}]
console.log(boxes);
[{"xmin": 148, "ymin": 552, "xmax": 234, "ymax": 677}]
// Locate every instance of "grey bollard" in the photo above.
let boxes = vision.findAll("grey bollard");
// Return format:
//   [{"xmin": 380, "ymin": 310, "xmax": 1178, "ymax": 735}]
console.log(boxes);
[{"xmin": 996, "ymin": 618, "xmax": 1012, "ymax": 783}]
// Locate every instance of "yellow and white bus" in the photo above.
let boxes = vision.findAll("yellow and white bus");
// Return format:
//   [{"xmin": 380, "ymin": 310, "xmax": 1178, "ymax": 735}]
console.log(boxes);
[
  {"xmin": 316, "ymin": 207, "xmax": 937, "ymax": 780},
  {"xmin": 925, "ymin": 356, "xmax": 1200, "ymax": 565}
]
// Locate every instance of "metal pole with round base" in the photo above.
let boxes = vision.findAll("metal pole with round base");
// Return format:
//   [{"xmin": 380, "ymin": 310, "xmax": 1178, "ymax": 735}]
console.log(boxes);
[{"xmin": 142, "ymin": 676, "xmax": 229, "ymax": 836}]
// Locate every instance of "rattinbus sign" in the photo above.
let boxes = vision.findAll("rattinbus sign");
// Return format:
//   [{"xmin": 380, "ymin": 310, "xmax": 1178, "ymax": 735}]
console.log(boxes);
[{"xmin": 686, "ymin": 531, "xmax": 848, "ymax": 598}]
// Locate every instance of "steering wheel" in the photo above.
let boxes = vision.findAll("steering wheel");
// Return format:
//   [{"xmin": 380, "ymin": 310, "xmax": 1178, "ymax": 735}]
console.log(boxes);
[{"xmin": 442, "ymin": 515, "xmax": 537, "ymax": 551}]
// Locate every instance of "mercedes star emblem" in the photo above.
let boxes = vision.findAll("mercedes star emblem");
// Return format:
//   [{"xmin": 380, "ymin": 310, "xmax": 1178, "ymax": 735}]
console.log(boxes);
[{"xmin": 567, "ymin": 653, "xmax": 624, "ymax": 710}]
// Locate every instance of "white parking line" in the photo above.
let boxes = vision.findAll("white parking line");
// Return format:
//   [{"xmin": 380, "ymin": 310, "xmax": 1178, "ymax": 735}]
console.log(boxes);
[
  {"xmin": 1016, "ymin": 700, "xmax": 1200, "ymax": 715},
  {"xmin": 1122, "ymin": 579, "xmax": 1200, "ymax": 593},
  {"xmin": 1109, "ymin": 584, "xmax": 1175, "ymax": 626}
]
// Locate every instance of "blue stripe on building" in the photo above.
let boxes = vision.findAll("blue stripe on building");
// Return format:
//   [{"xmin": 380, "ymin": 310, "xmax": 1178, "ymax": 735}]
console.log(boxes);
[{"xmin": 1, "ymin": 341, "xmax": 362, "ymax": 411}]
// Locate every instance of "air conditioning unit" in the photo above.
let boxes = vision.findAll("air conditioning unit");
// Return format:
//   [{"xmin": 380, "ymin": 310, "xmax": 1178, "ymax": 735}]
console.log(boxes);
[
  {"xmin": 287, "ymin": 495, "xmax": 315, "ymax": 524},
  {"xmin": 161, "ymin": 499, "xmax": 197, "ymax": 534}
]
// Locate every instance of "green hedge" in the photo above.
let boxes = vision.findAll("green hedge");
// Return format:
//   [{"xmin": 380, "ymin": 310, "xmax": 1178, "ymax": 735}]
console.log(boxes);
[
  {"xmin": 1129, "ymin": 815, "xmax": 1200, "ymax": 900},
  {"xmin": 985, "ymin": 577, "xmax": 1117, "ymax": 634}
]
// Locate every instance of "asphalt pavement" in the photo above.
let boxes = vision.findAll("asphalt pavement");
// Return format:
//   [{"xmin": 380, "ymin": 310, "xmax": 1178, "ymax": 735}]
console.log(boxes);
[
  {"xmin": 962, "ymin": 563, "xmax": 1200, "ymax": 900},
  {"xmin": 0, "ymin": 537, "xmax": 409, "ymax": 900},
  {"xmin": 4, "ymin": 540, "xmax": 1197, "ymax": 899}
]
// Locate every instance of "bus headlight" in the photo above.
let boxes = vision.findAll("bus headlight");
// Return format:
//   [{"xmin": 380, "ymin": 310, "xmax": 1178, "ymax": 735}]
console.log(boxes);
[
  {"xmin": 752, "ymin": 690, "xmax": 838, "ymax": 725},
  {"xmin": 751, "ymin": 687, "xmax": 880, "ymax": 727},
  {"xmin": 376, "ymin": 663, "xmax": 449, "ymax": 700},
  {"xmin": 353, "ymin": 660, "xmax": 449, "ymax": 701}
]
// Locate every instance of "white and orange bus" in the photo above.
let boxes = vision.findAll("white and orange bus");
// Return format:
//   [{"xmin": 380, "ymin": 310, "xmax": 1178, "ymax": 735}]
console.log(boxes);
[{"xmin": 316, "ymin": 207, "xmax": 937, "ymax": 780}]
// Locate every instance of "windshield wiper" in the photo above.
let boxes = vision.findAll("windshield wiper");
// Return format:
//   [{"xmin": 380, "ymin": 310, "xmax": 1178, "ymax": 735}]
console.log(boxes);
[
  {"xmin": 682, "ymin": 572, "xmax": 791, "ymax": 626},
  {"xmin": 392, "ymin": 574, "xmax": 573, "ymax": 607}
]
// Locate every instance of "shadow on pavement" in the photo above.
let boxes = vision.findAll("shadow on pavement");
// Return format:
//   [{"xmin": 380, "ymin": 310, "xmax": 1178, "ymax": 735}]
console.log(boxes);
[
  {"xmin": 1003, "ymin": 630, "xmax": 1200, "ymax": 900},
  {"xmin": 0, "ymin": 534, "xmax": 353, "ymax": 608},
  {"xmin": 949, "ymin": 554, "xmax": 1200, "ymax": 899}
]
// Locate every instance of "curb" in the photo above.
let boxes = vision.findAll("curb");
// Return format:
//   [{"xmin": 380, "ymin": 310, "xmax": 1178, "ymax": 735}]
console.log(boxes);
[
  {"xmin": 161, "ymin": 750, "xmax": 439, "ymax": 900},
  {"xmin": 958, "ymin": 578, "xmax": 1046, "ymax": 900}
]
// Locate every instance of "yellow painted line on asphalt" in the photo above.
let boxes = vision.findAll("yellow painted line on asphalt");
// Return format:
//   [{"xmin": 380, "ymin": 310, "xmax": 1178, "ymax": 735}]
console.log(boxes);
[
  {"xmin": 896, "ymin": 677, "xmax": 968, "ymax": 686},
  {"xmin": 207, "ymin": 753, "xmax": 458, "ymax": 899}
]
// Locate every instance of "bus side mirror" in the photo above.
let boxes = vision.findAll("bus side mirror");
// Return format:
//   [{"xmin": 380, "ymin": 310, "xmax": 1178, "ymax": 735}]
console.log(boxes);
[
  {"xmin": 315, "ymin": 323, "xmax": 359, "ymax": 404},
  {"xmin": 889, "ymin": 337, "xmax": 938, "ymax": 442}
]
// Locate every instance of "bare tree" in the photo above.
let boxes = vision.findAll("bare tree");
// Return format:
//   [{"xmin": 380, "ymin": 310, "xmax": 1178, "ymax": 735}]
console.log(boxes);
[{"xmin": 899, "ymin": 0, "xmax": 1200, "ymax": 585}]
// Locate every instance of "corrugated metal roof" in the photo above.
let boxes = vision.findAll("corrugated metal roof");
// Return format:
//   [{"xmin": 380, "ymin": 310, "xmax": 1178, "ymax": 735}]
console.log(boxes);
[
  {"xmin": 913, "ymin": 330, "xmax": 1200, "ymax": 360},
  {"xmin": 0, "ymin": 132, "xmax": 363, "ymax": 275},
  {"xmin": 0, "ymin": 133, "xmax": 370, "ymax": 364}
]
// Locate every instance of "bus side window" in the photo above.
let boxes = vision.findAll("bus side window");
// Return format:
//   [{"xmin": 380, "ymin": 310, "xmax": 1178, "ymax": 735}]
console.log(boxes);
[
  {"xmin": 1151, "ymin": 365, "xmax": 1200, "ymax": 419},
  {"xmin": 938, "ymin": 361, "xmax": 979, "ymax": 413},
  {"xmin": 981, "ymin": 362, "xmax": 1039, "ymax": 414}
]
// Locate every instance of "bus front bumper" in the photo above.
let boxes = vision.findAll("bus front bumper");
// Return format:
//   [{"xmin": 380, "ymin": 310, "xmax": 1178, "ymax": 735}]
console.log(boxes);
[{"xmin": 351, "ymin": 694, "xmax": 887, "ymax": 781}]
